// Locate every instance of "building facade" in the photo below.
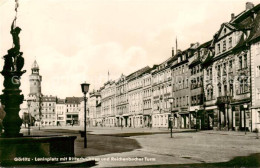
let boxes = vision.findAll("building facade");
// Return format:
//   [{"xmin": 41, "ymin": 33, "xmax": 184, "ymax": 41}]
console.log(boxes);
[
  {"xmin": 56, "ymin": 98, "xmax": 66, "ymax": 126},
  {"xmin": 115, "ymin": 74, "xmax": 128, "ymax": 127},
  {"xmin": 65, "ymin": 97, "xmax": 82, "ymax": 126},
  {"xmin": 100, "ymin": 81, "xmax": 116, "ymax": 127},
  {"xmin": 89, "ymin": 90, "xmax": 101, "ymax": 126},
  {"xmin": 41, "ymin": 95, "xmax": 57, "ymax": 126}
]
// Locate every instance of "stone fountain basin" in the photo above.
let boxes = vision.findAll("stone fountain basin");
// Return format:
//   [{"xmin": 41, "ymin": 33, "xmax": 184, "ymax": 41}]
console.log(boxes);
[{"xmin": 0, "ymin": 135, "xmax": 77, "ymax": 166}]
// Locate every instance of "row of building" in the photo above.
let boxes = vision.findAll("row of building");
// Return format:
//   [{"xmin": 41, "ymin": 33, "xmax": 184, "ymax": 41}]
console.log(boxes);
[{"xmin": 87, "ymin": 2, "xmax": 260, "ymax": 132}]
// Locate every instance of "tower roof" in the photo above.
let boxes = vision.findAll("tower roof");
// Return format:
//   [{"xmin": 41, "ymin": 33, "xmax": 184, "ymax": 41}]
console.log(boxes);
[{"xmin": 32, "ymin": 60, "xmax": 39, "ymax": 70}]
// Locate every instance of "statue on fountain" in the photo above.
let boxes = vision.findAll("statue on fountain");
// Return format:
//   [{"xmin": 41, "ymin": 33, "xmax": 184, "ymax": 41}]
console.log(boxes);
[{"xmin": 0, "ymin": 4, "xmax": 26, "ymax": 137}]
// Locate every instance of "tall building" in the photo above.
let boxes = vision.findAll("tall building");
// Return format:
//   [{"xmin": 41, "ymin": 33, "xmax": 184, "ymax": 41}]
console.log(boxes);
[
  {"xmin": 249, "ymin": 5, "xmax": 260, "ymax": 131},
  {"xmin": 171, "ymin": 48, "xmax": 192, "ymax": 129},
  {"xmin": 127, "ymin": 66, "xmax": 151, "ymax": 127},
  {"xmin": 100, "ymin": 81, "xmax": 116, "ymax": 127},
  {"xmin": 89, "ymin": 89, "xmax": 101, "ymax": 126},
  {"xmin": 41, "ymin": 95, "xmax": 57, "ymax": 126},
  {"xmin": 28, "ymin": 60, "xmax": 42, "ymax": 126},
  {"xmin": 201, "ymin": 2, "xmax": 260, "ymax": 131},
  {"xmin": 142, "ymin": 66, "xmax": 156, "ymax": 127},
  {"xmin": 151, "ymin": 56, "xmax": 173, "ymax": 128},
  {"xmin": 115, "ymin": 74, "xmax": 128, "ymax": 127},
  {"xmin": 65, "ymin": 97, "xmax": 83, "ymax": 126},
  {"xmin": 189, "ymin": 41, "xmax": 211, "ymax": 130},
  {"xmin": 56, "ymin": 98, "xmax": 66, "ymax": 126}
]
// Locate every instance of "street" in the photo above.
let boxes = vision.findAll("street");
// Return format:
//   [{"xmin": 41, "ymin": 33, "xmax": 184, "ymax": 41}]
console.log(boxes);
[{"xmin": 21, "ymin": 127, "xmax": 260, "ymax": 167}]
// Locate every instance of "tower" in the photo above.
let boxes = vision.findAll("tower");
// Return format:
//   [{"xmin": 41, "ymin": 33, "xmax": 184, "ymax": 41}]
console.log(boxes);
[
  {"xmin": 29, "ymin": 60, "xmax": 42, "ymax": 98},
  {"xmin": 28, "ymin": 60, "xmax": 42, "ymax": 121}
]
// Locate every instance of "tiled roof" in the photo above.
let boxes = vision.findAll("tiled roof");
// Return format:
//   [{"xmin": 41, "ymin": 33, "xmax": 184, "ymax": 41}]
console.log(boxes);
[
  {"xmin": 65, "ymin": 97, "xmax": 83, "ymax": 104},
  {"xmin": 248, "ymin": 10, "xmax": 260, "ymax": 43},
  {"xmin": 126, "ymin": 66, "xmax": 151, "ymax": 81},
  {"xmin": 42, "ymin": 95, "xmax": 57, "ymax": 102},
  {"xmin": 56, "ymin": 98, "xmax": 65, "ymax": 104}
]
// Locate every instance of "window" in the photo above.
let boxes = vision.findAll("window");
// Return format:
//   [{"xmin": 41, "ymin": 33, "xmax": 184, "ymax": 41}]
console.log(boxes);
[
  {"xmin": 223, "ymin": 63, "xmax": 227, "ymax": 75},
  {"xmin": 244, "ymin": 54, "xmax": 247, "ymax": 68},
  {"xmin": 217, "ymin": 65, "xmax": 221, "ymax": 77},
  {"xmin": 217, "ymin": 43, "xmax": 221, "ymax": 54},
  {"xmin": 218, "ymin": 85, "xmax": 222, "ymax": 96},
  {"xmin": 258, "ymin": 111, "xmax": 260, "ymax": 122},
  {"xmin": 223, "ymin": 40, "xmax": 226, "ymax": 51},
  {"xmin": 239, "ymin": 78, "xmax": 249, "ymax": 94},
  {"xmin": 239, "ymin": 57, "xmax": 243, "ymax": 69},
  {"xmin": 207, "ymin": 90, "xmax": 210, "ymax": 100},
  {"xmin": 224, "ymin": 85, "xmax": 227, "ymax": 96},
  {"xmin": 257, "ymin": 88, "xmax": 260, "ymax": 100},
  {"xmin": 229, "ymin": 37, "xmax": 232, "ymax": 48},
  {"xmin": 229, "ymin": 60, "xmax": 233, "ymax": 71},
  {"xmin": 230, "ymin": 84, "xmax": 233, "ymax": 96},
  {"xmin": 257, "ymin": 66, "xmax": 260, "ymax": 77}
]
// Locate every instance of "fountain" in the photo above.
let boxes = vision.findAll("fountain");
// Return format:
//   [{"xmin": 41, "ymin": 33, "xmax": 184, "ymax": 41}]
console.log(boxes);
[{"xmin": 0, "ymin": 1, "xmax": 76, "ymax": 166}]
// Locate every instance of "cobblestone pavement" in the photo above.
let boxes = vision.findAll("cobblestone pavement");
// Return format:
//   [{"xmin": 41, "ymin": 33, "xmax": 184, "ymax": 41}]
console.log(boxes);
[{"xmin": 21, "ymin": 126, "xmax": 260, "ymax": 167}]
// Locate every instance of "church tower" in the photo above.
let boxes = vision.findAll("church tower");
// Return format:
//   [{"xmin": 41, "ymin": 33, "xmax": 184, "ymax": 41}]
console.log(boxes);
[{"xmin": 29, "ymin": 60, "xmax": 42, "ymax": 98}]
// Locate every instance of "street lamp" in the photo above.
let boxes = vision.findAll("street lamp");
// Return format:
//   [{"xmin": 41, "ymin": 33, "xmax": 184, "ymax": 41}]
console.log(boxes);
[
  {"xmin": 81, "ymin": 82, "xmax": 90, "ymax": 148},
  {"xmin": 27, "ymin": 100, "xmax": 32, "ymax": 136},
  {"xmin": 168, "ymin": 97, "xmax": 174, "ymax": 138},
  {"xmin": 195, "ymin": 109, "xmax": 198, "ymax": 132},
  {"xmin": 243, "ymin": 103, "xmax": 248, "ymax": 135}
]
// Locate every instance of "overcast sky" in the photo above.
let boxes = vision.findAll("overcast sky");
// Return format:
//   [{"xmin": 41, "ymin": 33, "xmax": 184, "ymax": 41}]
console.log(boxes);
[{"xmin": 0, "ymin": 0, "xmax": 259, "ymax": 98}]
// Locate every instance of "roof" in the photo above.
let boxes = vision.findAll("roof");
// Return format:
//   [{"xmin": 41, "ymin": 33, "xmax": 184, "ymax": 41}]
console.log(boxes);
[
  {"xmin": 126, "ymin": 66, "xmax": 151, "ymax": 81},
  {"xmin": 198, "ymin": 40, "xmax": 212, "ymax": 49},
  {"xmin": 56, "ymin": 98, "xmax": 65, "ymax": 104},
  {"xmin": 248, "ymin": 9, "xmax": 260, "ymax": 43},
  {"xmin": 31, "ymin": 60, "xmax": 39, "ymax": 70},
  {"xmin": 65, "ymin": 97, "xmax": 83, "ymax": 104},
  {"xmin": 42, "ymin": 95, "xmax": 57, "ymax": 102}
]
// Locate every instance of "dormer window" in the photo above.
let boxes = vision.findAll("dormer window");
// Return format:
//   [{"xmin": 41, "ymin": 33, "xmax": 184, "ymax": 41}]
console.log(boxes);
[
  {"xmin": 224, "ymin": 28, "xmax": 226, "ymax": 35},
  {"xmin": 217, "ymin": 43, "xmax": 221, "ymax": 54},
  {"xmin": 223, "ymin": 40, "xmax": 226, "ymax": 52},
  {"xmin": 229, "ymin": 37, "xmax": 232, "ymax": 48}
]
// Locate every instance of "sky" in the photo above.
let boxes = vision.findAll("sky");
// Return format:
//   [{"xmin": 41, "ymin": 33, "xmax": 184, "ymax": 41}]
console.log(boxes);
[{"xmin": 0, "ymin": 0, "xmax": 259, "ymax": 98}]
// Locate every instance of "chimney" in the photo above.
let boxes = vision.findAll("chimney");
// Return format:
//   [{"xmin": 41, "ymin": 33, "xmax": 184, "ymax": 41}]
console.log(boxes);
[
  {"xmin": 246, "ymin": 2, "xmax": 254, "ymax": 11},
  {"xmin": 172, "ymin": 47, "xmax": 175, "ymax": 56},
  {"xmin": 190, "ymin": 43, "xmax": 195, "ymax": 47},
  {"xmin": 231, "ymin": 13, "xmax": 235, "ymax": 20}
]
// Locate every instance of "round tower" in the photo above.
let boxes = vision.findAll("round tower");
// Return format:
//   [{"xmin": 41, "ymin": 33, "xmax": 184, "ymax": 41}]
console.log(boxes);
[{"xmin": 29, "ymin": 60, "xmax": 42, "ymax": 97}]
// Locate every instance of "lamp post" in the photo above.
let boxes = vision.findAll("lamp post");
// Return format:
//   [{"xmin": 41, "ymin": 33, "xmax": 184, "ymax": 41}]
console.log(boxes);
[
  {"xmin": 195, "ymin": 109, "xmax": 198, "ymax": 132},
  {"xmin": 168, "ymin": 97, "xmax": 174, "ymax": 138},
  {"xmin": 243, "ymin": 103, "xmax": 248, "ymax": 135},
  {"xmin": 27, "ymin": 100, "xmax": 32, "ymax": 136},
  {"xmin": 81, "ymin": 82, "xmax": 90, "ymax": 148},
  {"xmin": 39, "ymin": 94, "xmax": 42, "ymax": 130}
]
